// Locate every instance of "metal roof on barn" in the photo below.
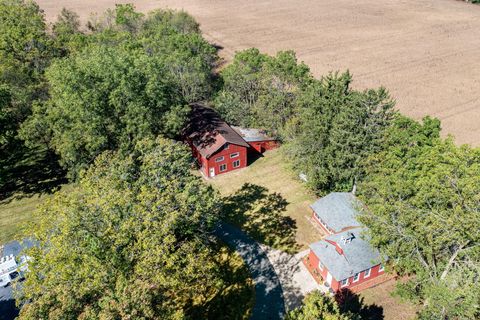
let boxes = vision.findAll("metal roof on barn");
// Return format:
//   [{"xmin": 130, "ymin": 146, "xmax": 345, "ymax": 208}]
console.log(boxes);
[
  {"xmin": 310, "ymin": 192, "xmax": 362, "ymax": 233},
  {"xmin": 310, "ymin": 228, "xmax": 382, "ymax": 281},
  {"xmin": 183, "ymin": 104, "xmax": 250, "ymax": 158},
  {"xmin": 231, "ymin": 126, "xmax": 276, "ymax": 142}
]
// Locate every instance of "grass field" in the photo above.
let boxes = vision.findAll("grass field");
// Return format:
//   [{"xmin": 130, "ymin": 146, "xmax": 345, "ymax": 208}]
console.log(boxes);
[
  {"xmin": 207, "ymin": 148, "xmax": 324, "ymax": 252},
  {"xmin": 36, "ymin": 0, "xmax": 480, "ymax": 146}
]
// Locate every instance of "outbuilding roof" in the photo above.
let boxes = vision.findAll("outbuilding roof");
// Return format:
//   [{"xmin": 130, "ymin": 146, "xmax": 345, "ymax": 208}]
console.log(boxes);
[
  {"xmin": 183, "ymin": 104, "xmax": 250, "ymax": 158},
  {"xmin": 310, "ymin": 192, "xmax": 361, "ymax": 233},
  {"xmin": 310, "ymin": 228, "xmax": 382, "ymax": 281},
  {"xmin": 231, "ymin": 126, "xmax": 276, "ymax": 142}
]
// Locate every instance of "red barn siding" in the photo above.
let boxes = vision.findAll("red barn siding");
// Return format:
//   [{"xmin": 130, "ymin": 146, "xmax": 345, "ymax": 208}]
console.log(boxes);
[
  {"xmin": 205, "ymin": 143, "xmax": 247, "ymax": 177},
  {"xmin": 248, "ymin": 140, "xmax": 279, "ymax": 153}
]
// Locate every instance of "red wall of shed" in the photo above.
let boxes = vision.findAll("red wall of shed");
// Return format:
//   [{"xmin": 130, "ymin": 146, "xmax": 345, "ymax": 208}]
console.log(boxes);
[{"xmin": 248, "ymin": 140, "xmax": 279, "ymax": 153}]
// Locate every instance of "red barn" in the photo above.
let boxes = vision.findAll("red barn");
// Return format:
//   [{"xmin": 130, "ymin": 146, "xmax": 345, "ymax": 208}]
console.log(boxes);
[
  {"xmin": 184, "ymin": 104, "xmax": 279, "ymax": 177},
  {"xmin": 306, "ymin": 193, "xmax": 389, "ymax": 292},
  {"xmin": 184, "ymin": 104, "xmax": 251, "ymax": 178}
]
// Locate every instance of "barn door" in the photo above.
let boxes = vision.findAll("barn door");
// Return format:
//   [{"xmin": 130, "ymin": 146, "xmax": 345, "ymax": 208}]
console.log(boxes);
[{"xmin": 209, "ymin": 167, "xmax": 215, "ymax": 178}]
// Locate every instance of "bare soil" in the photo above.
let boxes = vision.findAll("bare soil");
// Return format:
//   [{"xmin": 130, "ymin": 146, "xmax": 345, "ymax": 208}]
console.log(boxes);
[{"xmin": 36, "ymin": 0, "xmax": 480, "ymax": 145}]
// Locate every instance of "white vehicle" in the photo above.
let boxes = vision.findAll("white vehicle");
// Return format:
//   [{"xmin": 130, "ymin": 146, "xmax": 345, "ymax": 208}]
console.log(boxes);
[{"xmin": 0, "ymin": 254, "xmax": 29, "ymax": 287}]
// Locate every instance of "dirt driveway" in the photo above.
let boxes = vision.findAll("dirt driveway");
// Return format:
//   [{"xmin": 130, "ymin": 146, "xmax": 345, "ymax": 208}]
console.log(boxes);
[{"xmin": 36, "ymin": 0, "xmax": 480, "ymax": 145}]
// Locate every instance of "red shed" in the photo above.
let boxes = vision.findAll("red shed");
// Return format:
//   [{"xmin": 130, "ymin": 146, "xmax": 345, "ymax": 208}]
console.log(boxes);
[
  {"xmin": 232, "ymin": 126, "xmax": 279, "ymax": 153},
  {"xmin": 184, "ymin": 104, "xmax": 250, "ymax": 178}
]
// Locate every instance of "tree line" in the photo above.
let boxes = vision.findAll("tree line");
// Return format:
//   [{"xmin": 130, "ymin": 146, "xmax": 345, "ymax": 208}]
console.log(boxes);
[{"xmin": 1, "ymin": 0, "xmax": 478, "ymax": 319}]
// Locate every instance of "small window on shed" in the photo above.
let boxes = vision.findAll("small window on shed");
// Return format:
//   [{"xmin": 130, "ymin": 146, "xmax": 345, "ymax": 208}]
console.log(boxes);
[
  {"xmin": 318, "ymin": 262, "xmax": 324, "ymax": 271},
  {"xmin": 230, "ymin": 152, "xmax": 240, "ymax": 158},
  {"xmin": 233, "ymin": 160, "xmax": 240, "ymax": 168},
  {"xmin": 341, "ymin": 279, "xmax": 349, "ymax": 287},
  {"xmin": 215, "ymin": 156, "xmax": 224, "ymax": 162},
  {"xmin": 379, "ymin": 264, "xmax": 384, "ymax": 272},
  {"xmin": 219, "ymin": 164, "xmax": 227, "ymax": 172}
]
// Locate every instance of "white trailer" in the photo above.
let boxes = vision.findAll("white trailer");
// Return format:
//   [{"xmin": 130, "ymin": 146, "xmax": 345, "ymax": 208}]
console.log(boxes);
[{"xmin": 0, "ymin": 254, "xmax": 29, "ymax": 287}]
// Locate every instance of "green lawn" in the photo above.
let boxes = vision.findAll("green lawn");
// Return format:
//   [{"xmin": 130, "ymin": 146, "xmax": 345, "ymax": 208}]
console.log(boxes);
[
  {"xmin": 0, "ymin": 185, "xmax": 72, "ymax": 245},
  {"xmin": 207, "ymin": 148, "xmax": 325, "ymax": 252},
  {"xmin": 0, "ymin": 194, "xmax": 47, "ymax": 244},
  {"xmin": 359, "ymin": 280, "xmax": 418, "ymax": 320}
]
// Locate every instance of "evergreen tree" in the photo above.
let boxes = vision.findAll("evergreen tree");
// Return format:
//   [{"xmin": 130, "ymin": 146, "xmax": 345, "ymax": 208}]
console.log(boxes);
[{"xmin": 285, "ymin": 72, "xmax": 396, "ymax": 193}]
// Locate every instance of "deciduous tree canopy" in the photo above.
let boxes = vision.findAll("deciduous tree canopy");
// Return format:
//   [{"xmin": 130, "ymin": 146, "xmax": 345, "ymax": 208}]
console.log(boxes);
[
  {"xmin": 358, "ymin": 117, "xmax": 480, "ymax": 319},
  {"xmin": 215, "ymin": 48, "xmax": 311, "ymax": 134},
  {"xmin": 18, "ymin": 138, "xmax": 222, "ymax": 319},
  {"xmin": 20, "ymin": 5, "xmax": 217, "ymax": 177},
  {"xmin": 286, "ymin": 291, "xmax": 354, "ymax": 320}
]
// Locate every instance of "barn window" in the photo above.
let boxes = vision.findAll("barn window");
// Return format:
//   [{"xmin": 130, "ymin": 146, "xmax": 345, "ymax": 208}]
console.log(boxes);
[
  {"xmin": 215, "ymin": 156, "xmax": 224, "ymax": 162},
  {"xmin": 353, "ymin": 273, "xmax": 360, "ymax": 282},
  {"xmin": 364, "ymin": 268, "xmax": 371, "ymax": 278},
  {"xmin": 318, "ymin": 262, "xmax": 324, "ymax": 271},
  {"xmin": 219, "ymin": 164, "xmax": 227, "ymax": 172},
  {"xmin": 233, "ymin": 160, "xmax": 240, "ymax": 168},
  {"xmin": 230, "ymin": 152, "xmax": 239, "ymax": 158},
  {"xmin": 341, "ymin": 279, "xmax": 349, "ymax": 287}
]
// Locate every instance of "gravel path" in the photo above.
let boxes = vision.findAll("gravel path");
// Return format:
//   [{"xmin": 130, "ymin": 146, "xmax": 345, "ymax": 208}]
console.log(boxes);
[{"xmin": 214, "ymin": 223, "xmax": 286, "ymax": 320}]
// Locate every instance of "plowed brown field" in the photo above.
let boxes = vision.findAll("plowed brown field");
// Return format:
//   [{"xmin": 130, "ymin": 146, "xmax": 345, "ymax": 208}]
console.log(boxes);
[{"xmin": 37, "ymin": 0, "xmax": 480, "ymax": 145}]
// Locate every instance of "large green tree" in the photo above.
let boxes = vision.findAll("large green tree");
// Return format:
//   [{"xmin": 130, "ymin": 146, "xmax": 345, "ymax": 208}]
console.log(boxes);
[
  {"xmin": 18, "ymin": 138, "xmax": 222, "ymax": 319},
  {"xmin": 0, "ymin": 0, "xmax": 52, "ymax": 145},
  {"xmin": 286, "ymin": 291, "xmax": 354, "ymax": 320},
  {"xmin": 358, "ymin": 118, "xmax": 480, "ymax": 319},
  {"xmin": 21, "ymin": 5, "xmax": 217, "ymax": 177},
  {"xmin": 214, "ymin": 48, "xmax": 311, "ymax": 134},
  {"xmin": 284, "ymin": 72, "xmax": 396, "ymax": 193}
]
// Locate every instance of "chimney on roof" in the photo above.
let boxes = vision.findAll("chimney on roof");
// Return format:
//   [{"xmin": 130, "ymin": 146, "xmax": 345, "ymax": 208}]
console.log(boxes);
[{"xmin": 326, "ymin": 239, "xmax": 344, "ymax": 255}]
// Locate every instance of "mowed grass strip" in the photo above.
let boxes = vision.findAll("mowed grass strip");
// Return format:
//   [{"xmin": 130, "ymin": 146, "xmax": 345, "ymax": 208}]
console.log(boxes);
[
  {"xmin": 0, "ymin": 185, "xmax": 71, "ymax": 245},
  {"xmin": 206, "ymin": 148, "xmax": 324, "ymax": 251},
  {"xmin": 0, "ymin": 194, "xmax": 45, "ymax": 244}
]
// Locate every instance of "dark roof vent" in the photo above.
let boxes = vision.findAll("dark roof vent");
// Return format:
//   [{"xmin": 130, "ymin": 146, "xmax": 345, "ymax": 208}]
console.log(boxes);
[{"xmin": 341, "ymin": 232, "xmax": 356, "ymax": 244}]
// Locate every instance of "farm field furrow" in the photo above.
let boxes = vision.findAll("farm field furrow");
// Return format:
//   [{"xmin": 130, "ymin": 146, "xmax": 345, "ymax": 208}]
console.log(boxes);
[{"xmin": 36, "ymin": 0, "xmax": 480, "ymax": 145}]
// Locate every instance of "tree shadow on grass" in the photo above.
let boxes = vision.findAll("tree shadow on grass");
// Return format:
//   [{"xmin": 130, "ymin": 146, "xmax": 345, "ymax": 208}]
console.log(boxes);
[
  {"xmin": 335, "ymin": 288, "xmax": 384, "ymax": 320},
  {"xmin": 0, "ymin": 141, "xmax": 66, "ymax": 202},
  {"xmin": 222, "ymin": 183, "xmax": 298, "ymax": 253}
]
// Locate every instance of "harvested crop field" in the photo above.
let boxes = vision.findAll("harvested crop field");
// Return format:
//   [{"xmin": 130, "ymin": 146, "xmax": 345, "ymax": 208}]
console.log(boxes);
[{"xmin": 37, "ymin": 0, "xmax": 480, "ymax": 145}]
